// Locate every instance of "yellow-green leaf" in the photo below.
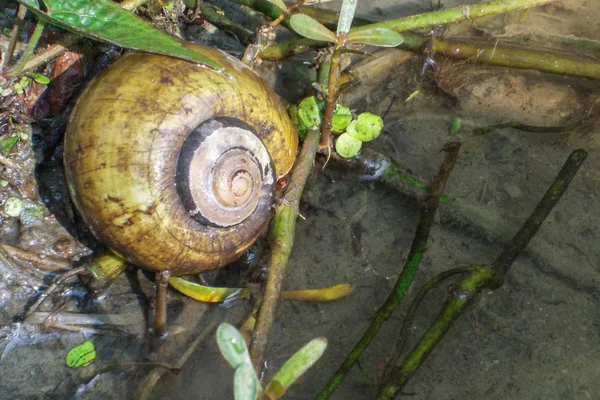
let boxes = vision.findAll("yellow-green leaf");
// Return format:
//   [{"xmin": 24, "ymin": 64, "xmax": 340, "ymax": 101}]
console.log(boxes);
[
  {"xmin": 66, "ymin": 341, "xmax": 96, "ymax": 368},
  {"xmin": 345, "ymin": 28, "xmax": 404, "ymax": 47},
  {"xmin": 290, "ymin": 14, "xmax": 336, "ymax": 43}
]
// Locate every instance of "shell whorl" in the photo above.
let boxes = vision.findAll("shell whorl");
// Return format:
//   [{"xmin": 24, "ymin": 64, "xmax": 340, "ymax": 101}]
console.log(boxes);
[{"xmin": 176, "ymin": 118, "xmax": 275, "ymax": 228}]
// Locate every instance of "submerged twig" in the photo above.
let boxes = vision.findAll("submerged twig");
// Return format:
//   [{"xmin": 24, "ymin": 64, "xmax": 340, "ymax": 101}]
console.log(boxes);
[
  {"xmin": 249, "ymin": 127, "xmax": 321, "ymax": 373},
  {"xmin": 21, "ymin": 266, "xmax": 90, "ymax": 319},
  {"xmin": 317, "ymin": 142, "xmax": 462, "ymax": 400},
  {"xmin": 432, "ymin": 38, "xmax": 600, "ymax": 80},
  {"xmin": 377, "ymin": 149, "xmax": 587, "ymax": 399},
  {"xmin": 0, "ymin": 242, "xmax": 71, "ymax": 272},
  {"xmin": 2, "ymin": 4, "xmax": 27, "ymax": 68}
]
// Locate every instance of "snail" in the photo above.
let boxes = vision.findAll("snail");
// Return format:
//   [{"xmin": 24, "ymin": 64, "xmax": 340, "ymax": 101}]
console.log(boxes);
[{"xmin": 64, "ymin": 44, "xmax": 298, "ymax": 335}]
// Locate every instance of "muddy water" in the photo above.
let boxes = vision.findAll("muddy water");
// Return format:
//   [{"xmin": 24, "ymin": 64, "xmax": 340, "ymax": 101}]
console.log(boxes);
[{"xmin": 1, "ymin": 0, "xmax": 600, "ymax": 399}]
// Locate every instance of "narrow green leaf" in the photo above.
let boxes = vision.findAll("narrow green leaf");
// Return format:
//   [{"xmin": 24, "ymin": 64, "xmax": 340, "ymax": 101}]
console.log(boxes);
[
  {"xmin": 264, "ymin": 338, "xmax": 327, "ymax": 399},
  {"xmin": 234, "ymin": 364, "xmax": 260, "ymax": 400},
  {"xmin": 216, "ymin": 323, "xmax": 253, "ymax": 370},
  {"xmin": 345, "ymin": 28, "xmax": 404, "ymax": 47},
  {"xmin": 290, "ymin": 14, "xmax": 336, "ymax": 43},
  {"xmin": 337, "ymin": 0, "xmax": 357, "ymax": 35},
  {"xmin": 29, "ymin": 72, "xmax": 51, "ymax": 85},
  {"xmin": 65, "ymin": 341, "xmax": 96, "ymax": 368},
  {"xmin": 17, "ymin": 0, "xmax": 225, "ymax": 72}
]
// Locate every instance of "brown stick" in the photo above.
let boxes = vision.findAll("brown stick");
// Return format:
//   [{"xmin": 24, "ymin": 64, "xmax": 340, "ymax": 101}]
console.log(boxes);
[
  {"xmin": 249, "ymin": 128, "xmax": 321, "ymax": 373},
  {"xmin": 154, "ymin": 270, "xmax": 172, "ymax": 337},
  {"xmin": 0, "ymin": 242, "xmax": 71, "ymax": 272}
]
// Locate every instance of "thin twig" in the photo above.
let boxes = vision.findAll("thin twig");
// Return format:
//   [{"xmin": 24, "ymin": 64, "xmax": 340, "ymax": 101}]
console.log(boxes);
[
  {"xmin": 382, "ymin": 264, "xmax": 482, "ymax": 381},
  {"xmin": 21, "ymin": 266, "xmax": 90, "ymax": 319},
  {"xmin": 0, "ymin": 242, "xmax": 71, "ymax": 272},
  {"xmin": 490, "ymin": 148, "xmax": 588, "ymax": 287},
  {"xmin": 2, "ymin": 4, "xmax": 27, "ymax": 68},
  {"xmin": 377, "ymin": 149, "xmax": 587, "ymax": 399},
  {"xmin": 249, "ymin": 127, "xmax": 321, "ymax": 373},
  {"xmin": 316, "ymin": 142, "xmax": 462, "ymax": 400}
]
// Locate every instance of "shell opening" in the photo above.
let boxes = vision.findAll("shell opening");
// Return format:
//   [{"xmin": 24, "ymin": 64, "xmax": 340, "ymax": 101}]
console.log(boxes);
[{"xmin": 176, "ymin": 118, "xmax": 275, "ymax": 228}]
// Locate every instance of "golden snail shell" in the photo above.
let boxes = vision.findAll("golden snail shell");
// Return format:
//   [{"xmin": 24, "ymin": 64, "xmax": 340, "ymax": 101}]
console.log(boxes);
[{"xmin": 64, "ymin": 45, "xmax": 298, "ymax": 276}]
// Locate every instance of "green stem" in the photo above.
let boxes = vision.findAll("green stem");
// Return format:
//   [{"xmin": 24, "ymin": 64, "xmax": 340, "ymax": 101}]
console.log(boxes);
[
  {"xmin": 249, "ymin": 128, "xmax": 321, "ymax": 373},
  {"xmin": 259, "ymin": 0, "xmax": 554, "ymax": 60},
  {"xmin": 378, "ymin": 149, "xmax": 587, "ymax": 398},
  {"xmin": 432, "ymin": 38, "xmax": 600, "ymax": 80},
  {"xmin": 198, "ymin": 3, "xmax": 255, "ymax": 45},
  {"xmin": 8, "ymin": 20, "xmax": 45, "ymax": 78},
  {"xmin": 353, "ymin": 0, "xmax": 554, "ymax": 33},
  {"xmin": 383, "ymin": 264, "xmax": 484, "ymax": 380},
  {"xmin": 490, "ymin": 149, "xmax": 587, "ymax": 287},
  {"xmin": 377, "ymin": 266, "xmax": 495, "ymax": 400},
  {"xmin": 316, "ymin": 142, "xmax": 462, "ymax": 400}
]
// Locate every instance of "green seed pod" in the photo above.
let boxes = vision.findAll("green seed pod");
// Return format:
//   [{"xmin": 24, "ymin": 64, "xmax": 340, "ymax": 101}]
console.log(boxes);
[
  {"xmin": 346, "ymin": 112, "xmax": 383, "ymax": 142},
  {"xmin": 335, "ymin": 133, "xmax": 362, "ymax": 158}
]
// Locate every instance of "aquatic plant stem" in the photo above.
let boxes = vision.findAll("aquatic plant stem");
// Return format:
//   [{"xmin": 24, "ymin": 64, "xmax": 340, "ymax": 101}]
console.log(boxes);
[
  {"xmin": 316, "ymin": 142, "xmax": 462, "ymax": 400},
  {"xmin": 432, "ymin": 38, "xmax": 600, "ymax": 80},
  {"xmin": 259, "ymin": 0, "xmax": 556, "ymax": 60},
  {"xmin": 377, "ymin": 266, "xmax": 495, "ymax": 399},
  {"xmin": 320, "ymin": 49, "xmax": 342, "ymax": 148},
  {"xmin": 489, "ymin": 149, "xmax": 588, "ymax": 287},
  {"xmin": 377, "ymin": 149, "xmax": 587, "ymax": 398},
  {"xmin": 249, "ymin": 127, "xmax": 321, "ymax": 373}
]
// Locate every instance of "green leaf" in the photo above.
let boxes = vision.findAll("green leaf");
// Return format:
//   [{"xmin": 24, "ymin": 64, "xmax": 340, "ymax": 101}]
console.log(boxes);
[
  {"xmin": 234, "ymin": 364, "xmax": 260, "ymax": 400},
  {"xmin": 17, "ymin": 0, "xmax": 226, "ymax": 72},
  {"xmin": 345, "ymin": 28, "xmax": 404, "ymax": 47},
  {"xmin": 290, "ymin": 14, "xmax": 336, "ymax": 43},
  {"xmin": 264, "ymin": 338, "xmax": 327, "ymax": 399},
  {"xmin": 337, "ymin": 0, "xmax": 357, "ymax": 35},
  {"xmin": 267, "ymin": 0, "xmax": 287, "ymax": 10},
  {"xmin": 65, "ymin": 341, "xmax": 96, "ymax": 368},
  {"xmin": 335, "ymin": 132, "xmax": 362, "ymax": 158},
  {"xmin": 450, "ymin": 117, "xmax": 462, "ymax": 135},
  {"xmin": 287, "ymin": 105, "xmax": 307, "ymax": 140},
  {"xmin": 297, "ymin": 96, "xmax": 323, "ymax": 130},
  {"xmin": 29, "ymin": 72, "xmax": 51, "ymax": 85},
  {"xmin": 332, "ymin": 115, "xmax": 352, "ymax": 132},
  {"xmin": 216, "ymin": 323, "xmax": 253, "ymax": 370},
  {"xmin": 0, "ymin": 134, "xmax": 19, "ymax": 155},
  {"xmin": 346, "ymin": 112, "xmax": 383, "ymax": 142}
]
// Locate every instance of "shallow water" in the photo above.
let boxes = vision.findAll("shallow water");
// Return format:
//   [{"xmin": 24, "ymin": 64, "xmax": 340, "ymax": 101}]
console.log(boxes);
[{"xmin": 1, "ymin": 0, "xmax": 600, "ymax": 399}]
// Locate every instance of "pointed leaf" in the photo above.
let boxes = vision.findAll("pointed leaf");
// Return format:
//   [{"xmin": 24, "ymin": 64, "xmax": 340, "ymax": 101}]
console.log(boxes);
[
  {"xmin": 337, "ymin": 0, "xmax": 357, "ymax": 35},
  {"xmin": 290, "ymin": 14, "xmax": 336, "ymax": 43},
  {"xmin": 346, "ymin": 28, "xmax": 404, "ymax": 47},
  {"xmin": 234, "ymin": 364, "xmax": 260, "ymax": 400},
  {"xmin": 216, "ymin": 323, "xmax": 253, "ymax": 370},
  {"xmin": 17, "ymin": 0, "xmax": 226, "ymax": 72},
  {"xmin": 264, "ymin": 338, "xmax": 327, "ymax": 399}
]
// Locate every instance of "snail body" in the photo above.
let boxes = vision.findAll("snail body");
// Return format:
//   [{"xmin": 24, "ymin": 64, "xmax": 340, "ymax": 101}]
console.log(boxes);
[{"xmin": 64, "ymin": 45, "xmax": 298, "ymax": 276}]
